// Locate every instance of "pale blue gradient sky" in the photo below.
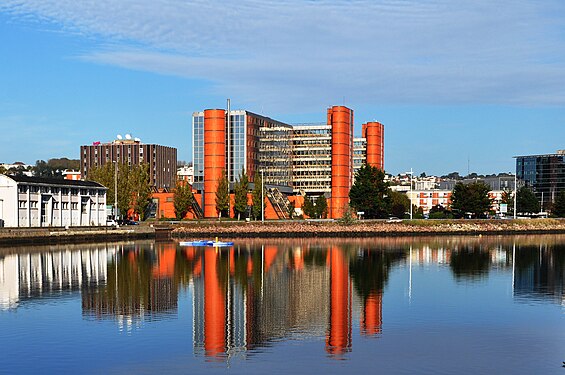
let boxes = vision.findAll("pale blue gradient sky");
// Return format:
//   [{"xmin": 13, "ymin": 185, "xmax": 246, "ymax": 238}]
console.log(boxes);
[{"xmin": 0, "ymin": 1, "xmax": 564, "ymax": 175}]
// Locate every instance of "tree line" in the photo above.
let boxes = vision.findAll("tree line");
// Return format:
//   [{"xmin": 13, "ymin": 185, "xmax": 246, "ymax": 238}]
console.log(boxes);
[
  {"xmin": 0, "ymin": 158, "xmax": 80, "ymax": 178},
  {"xmin": 349, "ymin": 164, "xmax": 565, "ymax": 219}
]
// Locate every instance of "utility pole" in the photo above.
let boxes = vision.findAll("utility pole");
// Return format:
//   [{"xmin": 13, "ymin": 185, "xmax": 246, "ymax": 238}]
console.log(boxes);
[
  {"xmin": 513, "ymin": 172, "xmax": 517, "ymax": 219},
  {"xmin": 114, "ymin": 161, "xmax": 118, "ymax": 219},
  {"xmin": 227, "ymin": 99, "xmax": 231, "ymax": 219},
  {"xmin": 261, "ymin": 169, "xmax": 264, "ymax": 223}
]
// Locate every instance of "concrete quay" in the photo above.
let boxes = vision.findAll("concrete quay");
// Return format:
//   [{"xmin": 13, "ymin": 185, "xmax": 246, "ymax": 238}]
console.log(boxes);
[{"xmin": 0, "ymin": 225, "xmax": 171, "ymax": 246}]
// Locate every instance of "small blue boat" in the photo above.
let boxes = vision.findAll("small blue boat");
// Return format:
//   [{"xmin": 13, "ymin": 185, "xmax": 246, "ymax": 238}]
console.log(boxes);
[{"xmin": 180, "ymin": 240, "xmax": 234, "ymax": 247}]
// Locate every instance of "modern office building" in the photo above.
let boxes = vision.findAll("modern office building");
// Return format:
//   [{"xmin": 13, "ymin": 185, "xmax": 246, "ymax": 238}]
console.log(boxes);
[
  {"xmin": 0, "ymin": 175, "xmax": 107, "ymax": 227},
  {"xmin": 192, "ymin": 105, "xmax": 384, "ymax": 219},
  {"xmin": 515, "ymin": 150, "xmax": 565, "ymax": 208},
  {"xmin": 80, "ymin": 136, "xmax": 177, "ymax": 190}
]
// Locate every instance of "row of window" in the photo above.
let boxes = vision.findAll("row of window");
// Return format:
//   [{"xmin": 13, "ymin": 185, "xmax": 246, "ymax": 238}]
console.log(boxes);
[
  {"xmin": 18, "ymin": 185, "xmax": 105, "ymax": 196},
  {"xmin": 19, "ymin": 201, "xmax": 105, "ymax": 210}
]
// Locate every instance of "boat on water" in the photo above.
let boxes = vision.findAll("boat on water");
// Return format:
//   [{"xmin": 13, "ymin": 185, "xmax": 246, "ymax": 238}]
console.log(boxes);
[{"xmin": 179, "ymin": 240, "xmax": 234, "ymax": 247}]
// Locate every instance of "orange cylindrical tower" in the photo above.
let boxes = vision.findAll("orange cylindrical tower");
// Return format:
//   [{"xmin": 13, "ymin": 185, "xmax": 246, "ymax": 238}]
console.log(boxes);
[
  {"xmin": 364, "ymin": 121, "xmax": 384, "ymax": 170},
  {"xmin": 326, "ymin": 247, "xmax": 351, "ymax": 356},
  {"xmin": 329, "ymin": 106, "xmax": 353, "ymax": 219},
  {"xmin": 203, "ymin": 109, "xmax": 226, "ymax": 218},
  {"xmin": 204, "ymin": 248, "xmax": 226, "ymax": 358}
]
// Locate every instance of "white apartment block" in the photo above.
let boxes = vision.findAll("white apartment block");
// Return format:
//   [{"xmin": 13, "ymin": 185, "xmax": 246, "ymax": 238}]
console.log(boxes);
[{"xmin": 0, "ymin": 175, "xmax": 107, "ymax": 228}]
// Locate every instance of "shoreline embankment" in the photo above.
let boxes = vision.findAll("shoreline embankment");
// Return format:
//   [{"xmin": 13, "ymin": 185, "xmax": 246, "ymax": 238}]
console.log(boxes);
[
  {"xmin": 0, "ymin": 225, "xmax": 166, "ymax": 246},
  {"xmin": 2, "ymin": 219, "xmax": 565, "ymax": 246},
  {"xmin": 171, "ymin": 218, "xmax": 565, "ymax": 238}
]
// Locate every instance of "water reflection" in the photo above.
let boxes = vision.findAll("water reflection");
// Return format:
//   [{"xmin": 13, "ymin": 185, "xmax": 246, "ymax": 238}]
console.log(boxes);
[{"xmin": 1, "ymin": 235, "xmax": 565, "ymax": 361}]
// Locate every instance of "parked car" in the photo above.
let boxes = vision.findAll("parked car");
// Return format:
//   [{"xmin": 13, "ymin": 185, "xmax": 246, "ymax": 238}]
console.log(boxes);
[
  {"xmin": 118, "ymin": 219, "xmax": 139, "ymax": 225},
  {"xmin": 387, "ymin": 217, "xmax": 403, "ymax": 223},
  {"xmin": 106, "ymin": 219, "xmax": 118, "ymax": 227}
]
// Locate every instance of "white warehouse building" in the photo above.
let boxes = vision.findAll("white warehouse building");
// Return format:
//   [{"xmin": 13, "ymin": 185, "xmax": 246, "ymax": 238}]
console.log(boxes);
[{"xmin": 0, "ymin": 175, "xmax": 107, "ymax": 228}]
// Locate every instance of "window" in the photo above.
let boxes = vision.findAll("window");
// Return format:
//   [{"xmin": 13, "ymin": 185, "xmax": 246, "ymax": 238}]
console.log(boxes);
[
  {"xmin": 18, "ymin": 185, "xmax": 27, "ymax": 193},
  {"xmin": 62, "ymin": 188, "xmax": 69, "ymax": 195},
  {"xmin": 52, "ymin": 187, "xmax": 59, "ymax": 194},
  {"xmin": 62, "ymin": 202, "xmax": 69, "ymax": 209},
  {"xmin": 53, "ymin": 202, "xmax": 59, "ymax": 209},
  {"xmin": 71, "ymin": 202, "xmax": 78, "ymax": 210},
  {"xmin": 71, "ymin": 189, "xmax": 78, "ymax": 195},
  {"xmin": 30, "ymin": 201, "xmax": 38, "ymax": 209},
  {"xmin": 19, "ymin": 200, "xmax": 26, "ymax": 208}
]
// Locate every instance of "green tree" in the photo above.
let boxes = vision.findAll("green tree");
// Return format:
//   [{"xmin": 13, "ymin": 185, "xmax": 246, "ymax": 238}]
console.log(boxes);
[
  {"xmin": 33, "ymin": 160, "xmax": 60, "ymax": 178},
  {"xmin": 233, "ymin": 169, "xmax": 249, "ymax": 220},
  {"xmin": 516, "ymin": 186, "xmax": 540, "ymax": 214},
  {"xmin": 0, "ymin": 165, "xmax": 6, "ymax": 175},
  {"xmin": 552, "ymin": 191, "xmax": 565, "ymax": 217},
  {"xmin": 450, "ymin": 181, "xmax": 492, "ymax": 218},
  {"xmin": 389, "ymin": 191, "xmax": 410, "ymax": 218},
  {"xmin": 302, "ymin": 196, "xmax": 316, "ymax": 218},
  {"xmin": 88, "ymin": 162, "xmax": 116, "ymax": 208},
  {"xmin": 215, "ymin": 170, "xmax": 230, "ymax": 219},
  {"xmin": 429, "ymin": 204, "xmax": 451, "ymax": 219},
  {"xmin": 315, "ymin": 195, "xmax": 328, "ymax": 219},
  {"xmin": 47, "ymin": 158, "xmax": 80, "ymax": 171},
  {"xmin": 130, "ymin": 163, "xmax": 152, "ymax": 220},
  {"xmin": 252, "ymin": 171, "xmax": 264, "ymax": 220},
  {"xmin": 87, "ymin": 162, "xmax": 152, "ymax": 220},
  {"xmin": 287, "ymin": 200, "xmax": 296, "ymax": 219},
  {"xmin": 174, "ymin": 182, "xmax": 194, "ymax": 220},
  {"xmin": 349, "ymin": 164, "xmax": 391, "ymax": 219}
]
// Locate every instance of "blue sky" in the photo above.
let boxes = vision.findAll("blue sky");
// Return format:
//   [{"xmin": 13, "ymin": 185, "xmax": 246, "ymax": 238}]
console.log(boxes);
[{"xmin": 0, "ymin": 0, "xmax": 564, "ymax": 176}]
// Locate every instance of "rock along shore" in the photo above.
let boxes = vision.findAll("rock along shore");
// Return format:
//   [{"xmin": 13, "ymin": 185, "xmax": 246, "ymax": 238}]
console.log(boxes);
[{"xmin": 172, "ymin": 218, "xmax": 565, "ymax": 238}]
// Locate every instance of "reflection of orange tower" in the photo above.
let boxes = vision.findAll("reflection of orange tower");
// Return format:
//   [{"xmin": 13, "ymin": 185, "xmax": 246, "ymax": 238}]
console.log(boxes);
[
  {"xmin": 152, "ymin": 245, "xmax": 176, "ymax": 278},
  {"xmin": 361, "ymin": 292, "xmax": 382, "ymax": 336},
  {"xmin": 328, "ymin": 106, "xmax": 354, "ymax": 219},
  {"xmin": 203, "ymin": 109, "xmax": 226, "ymax": 218},
  {"xmin": 204, "ymin": 248, "xmax": 226, "ymax": 358},
  {"xmin": 362, "ymin": 122, "xmax": 384, "ymax": 170},
  {"xmin": 326, "ymin": 247, "xmax": 351, "ymax": 356}
]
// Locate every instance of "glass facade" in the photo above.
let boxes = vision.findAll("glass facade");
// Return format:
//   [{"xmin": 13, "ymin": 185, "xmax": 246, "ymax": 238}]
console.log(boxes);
[
  {"xmin": 228, "ymin": 113, "xmax": 246, "ymax": 183},
  {"xmin": 192, "ymin": 114, "xmax": 204, "ymax": 184},
  {"xmin": 516, "ymin": 152, "xmax": 565, "ymax": 207}
]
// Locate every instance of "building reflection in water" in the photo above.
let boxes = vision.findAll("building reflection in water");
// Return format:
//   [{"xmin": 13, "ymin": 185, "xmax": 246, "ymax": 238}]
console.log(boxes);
[{"xmin": 1, "ymin": 236, "xmax": 565, "ymax": 358}]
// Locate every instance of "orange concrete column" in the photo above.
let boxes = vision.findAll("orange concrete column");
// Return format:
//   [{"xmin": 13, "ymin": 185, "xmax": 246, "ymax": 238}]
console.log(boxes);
[
  {"xmin": 364, "ymin": 121, "xmax": 384, "ymax": 170},
  {"xmin": 329, "ymin": 106, "xmax": 353, "ymax": 219},
  {"xmin": 361, "ymin": 291, "xmax": 382, "ymax": 336},
  {"xmin": 326, "ymin": 247, "xmax": 351, "ymax": 356},
  {"xmin": 204, "ymin": 248, "xmax": 226, "ymax": 358},
  {"xmin": 203, "ymin": 109, "xmax": 226, "ymax": 218}
]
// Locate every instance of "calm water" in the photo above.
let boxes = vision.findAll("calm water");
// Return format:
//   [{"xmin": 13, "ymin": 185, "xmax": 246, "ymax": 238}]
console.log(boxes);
[{"xmin": 1, "ymin": 235, "xmax": 565, "ymax": 374}]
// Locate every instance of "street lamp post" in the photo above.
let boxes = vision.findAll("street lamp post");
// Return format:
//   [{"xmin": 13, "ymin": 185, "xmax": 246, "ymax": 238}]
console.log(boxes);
[
  {"xmin": 513, "ymin": 172, "xmax": 517, "ymax": 219},
  {"xmin": 406, "ymin": 168, "xmax": 413, "ymax": 220},
  {"xmin": 261, "ymin": 169, "xmax": 264, "ymax": 223},
  {"xmin": 114, "ymin": 161, "xmax": 118, "ymax": 220}
]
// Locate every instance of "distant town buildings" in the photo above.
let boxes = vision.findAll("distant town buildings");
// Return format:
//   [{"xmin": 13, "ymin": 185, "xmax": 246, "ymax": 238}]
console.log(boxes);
[
  {"xmin": 516, "ymin": 150, "xmax": 565, "ymax": 209},
  {"xmin": 0, "ymin": 174, "xmax": 107, "ymax": 227},
  {"xmin": 177, "ymin": 165, "xmax": 193, "ymax": 184},
  {"xmin": 0, "ymin": 162, "xmax": 33, "ymax": 176},
  {"xmin": 80, "ymin": 135, "xmax": 177, "ymax": 190}
]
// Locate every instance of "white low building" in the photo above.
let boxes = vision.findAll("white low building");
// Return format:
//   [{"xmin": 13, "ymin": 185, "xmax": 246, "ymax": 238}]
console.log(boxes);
[{"xmin": 0, "ymin": 175, "xmax": 107, "ymax": 227}]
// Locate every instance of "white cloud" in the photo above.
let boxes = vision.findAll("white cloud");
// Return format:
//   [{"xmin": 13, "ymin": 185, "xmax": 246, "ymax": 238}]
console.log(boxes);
[{"xmin": 2, "ymin": 0, "xmax": 564, "ymax": 109}]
